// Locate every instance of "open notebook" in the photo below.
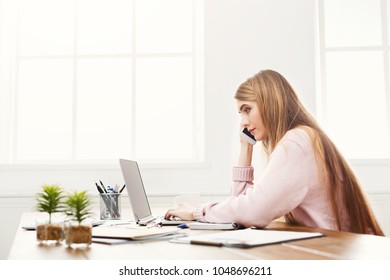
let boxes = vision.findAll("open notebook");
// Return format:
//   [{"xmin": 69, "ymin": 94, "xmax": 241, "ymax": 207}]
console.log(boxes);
[{"xmin": 170, "ymin": 228, "xmax": 324, "ymax": 248}]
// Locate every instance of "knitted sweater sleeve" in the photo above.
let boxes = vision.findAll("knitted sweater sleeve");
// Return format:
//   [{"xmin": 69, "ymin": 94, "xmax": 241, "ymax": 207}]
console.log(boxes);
[{"xmin": 193, "ymin": 130, "xmax": 311, "ymax": 228}]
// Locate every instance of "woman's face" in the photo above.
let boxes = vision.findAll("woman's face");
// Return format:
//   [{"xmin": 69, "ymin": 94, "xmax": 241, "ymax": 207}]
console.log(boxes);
[{"xmin": 237, "ymin": 100, "xmax": 267, "ymax": 141}]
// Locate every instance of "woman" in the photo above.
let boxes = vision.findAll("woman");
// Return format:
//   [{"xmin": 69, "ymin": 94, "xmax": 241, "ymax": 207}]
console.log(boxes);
[{"xmin": 165, "ymin": 69, "xmax": 384, "ymax": 235}]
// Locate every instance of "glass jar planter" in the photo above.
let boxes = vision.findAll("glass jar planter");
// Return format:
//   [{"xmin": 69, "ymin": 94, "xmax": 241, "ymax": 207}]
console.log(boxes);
[
  {"xmin": 64, "ymin": 220, "xmax": 92, "ymax": 248},
  {"xmin": 36, "ymin": 220, "xmax": 64, "ymax": 245}
]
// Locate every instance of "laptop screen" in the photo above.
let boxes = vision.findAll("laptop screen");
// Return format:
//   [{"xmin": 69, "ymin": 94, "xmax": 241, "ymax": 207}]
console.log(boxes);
[{"xmin": 119, "ymin": 159, "xmax": 152, "ymax": 223}]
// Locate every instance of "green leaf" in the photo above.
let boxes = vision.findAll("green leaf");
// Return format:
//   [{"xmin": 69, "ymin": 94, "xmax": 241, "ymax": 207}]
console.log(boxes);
[
  {"xmin": 64, "ymin": 190, "xmax": 92, "ymax": 224},
  {"xmin": 35, "ymin": 184, "xmax": 65, "ymax": 223}
]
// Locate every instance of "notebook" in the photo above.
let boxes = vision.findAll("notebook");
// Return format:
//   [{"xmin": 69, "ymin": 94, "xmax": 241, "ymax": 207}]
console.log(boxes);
[
  {"xmin": 170, "ymin": 228, "xmax": 324, "ymax": 248},
  {"xmin": 92, "ymin": 226, "xmax": 182, "ymax": 240},
  {"xmin": 119, "ymin": 159, "xmax": 193, "ymax": 226},
  {"xmin": 188, "ymin": 222, "xmax": 245, "ymax": 230}
]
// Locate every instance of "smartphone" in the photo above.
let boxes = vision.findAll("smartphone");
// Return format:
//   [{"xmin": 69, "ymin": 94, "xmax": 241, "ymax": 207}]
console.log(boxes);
[{"xmin": 241, "ymin": 128, "xmax": 257, "ymax": 145}]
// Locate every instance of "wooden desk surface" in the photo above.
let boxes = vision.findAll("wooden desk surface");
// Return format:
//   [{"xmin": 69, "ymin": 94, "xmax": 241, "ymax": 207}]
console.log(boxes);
[{"xmin": 7, "ymin": 212, "xmax": 390, "ymax": 260}]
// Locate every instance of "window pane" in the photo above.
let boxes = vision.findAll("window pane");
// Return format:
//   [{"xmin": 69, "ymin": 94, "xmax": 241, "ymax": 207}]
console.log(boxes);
[
  {"xmin": 325, "ymin": 51, "xmax": 389, "ymax": 158},
  {"xmin": 77, "ymin": 58, "xmax": 132, "ymax": 159},
  {"xmin": 77, "ymin": 0, "xmax": 133, "ymax": 54},
  {"xmin": 324, "ymin": 0, "xmax": 382, "ymax": 47},
  {"xmin": 135, "ymin": 57, "xmax": 193, "ymax": 160},
  {"xmin": 19, "ymin": 0, "xmax": 74, "ymax": 55},
  {"xmin": 387, "ymin": 0, "xmax": 390, "ymax": 43},
  {"xmin": 17, "ymin": 59, "xmax": 73, "ymax": 160},
  {"xmin": 136, "ymin": 0, "xmax": 192, "ymax": 53}
]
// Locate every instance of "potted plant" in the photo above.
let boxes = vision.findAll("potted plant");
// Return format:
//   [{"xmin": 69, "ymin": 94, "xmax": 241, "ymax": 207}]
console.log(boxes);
[
  {"xmin": 64, "ymin": 190, "xmax": 93, "ymax": 248},
  {"xmin": 35, "ymin": 184, "xmax": 64, "ymax": 244}
]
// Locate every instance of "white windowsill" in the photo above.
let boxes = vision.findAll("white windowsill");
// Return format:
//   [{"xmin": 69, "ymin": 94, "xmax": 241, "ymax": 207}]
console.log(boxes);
[{"xmin": 0, "ymin": 161, "xmax": 212, "ymax": 171}]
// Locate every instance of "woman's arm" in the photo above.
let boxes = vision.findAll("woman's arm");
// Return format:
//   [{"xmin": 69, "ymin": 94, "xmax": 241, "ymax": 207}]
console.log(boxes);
[
  {"xmin": 193, "ymin": 132, "xmax": 312, "ymax": 227},
  {"xmin": 164, "ymin": 130, "xmax": 255, "ymax": 221},
  {"xmin": 163, "ymin": 167, "xmax": 254, "ymax": 221},
  {"xmin": 237, "ymin": 141, "xmax": 253, "ymax": 166},
  {"xmin": 232, "ymin": 136, "xmax": 255, "ymax": 196}
]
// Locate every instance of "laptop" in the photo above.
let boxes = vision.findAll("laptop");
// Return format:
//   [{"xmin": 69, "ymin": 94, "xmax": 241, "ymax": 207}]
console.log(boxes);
[{"xmin": 119, "ymin": 159, "xmax": 192, "ymax": 226}]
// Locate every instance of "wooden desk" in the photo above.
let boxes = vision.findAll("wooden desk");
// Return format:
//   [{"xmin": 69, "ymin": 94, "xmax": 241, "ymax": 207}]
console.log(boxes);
[{"xmin": 7, "ymin": 212, "xmax": 390, "ymax": 260}]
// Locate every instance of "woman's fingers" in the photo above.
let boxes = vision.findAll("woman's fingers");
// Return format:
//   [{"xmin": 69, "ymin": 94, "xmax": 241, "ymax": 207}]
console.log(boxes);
[
  {"xmin": 164, "ymin": 209, "xmax": 175, "ymax": 220},
  {"xmin": 164, "ymin": 203, "xmax": 196, "ymax": 221}
]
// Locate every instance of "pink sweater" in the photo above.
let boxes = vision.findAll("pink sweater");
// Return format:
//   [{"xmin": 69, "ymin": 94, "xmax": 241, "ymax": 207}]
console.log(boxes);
[{"xmin": 193, "ymin": 128, "xmax": 344, "ymax": 230}]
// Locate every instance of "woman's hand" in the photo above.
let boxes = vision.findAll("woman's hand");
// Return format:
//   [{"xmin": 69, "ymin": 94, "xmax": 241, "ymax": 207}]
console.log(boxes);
[
  {"xmin": 164, "ymin": 202, "xmax": 196, "ymax": 221},
  {"xmin": 238, "ymin": 127, "xmax": 254, "ymax": 166}
]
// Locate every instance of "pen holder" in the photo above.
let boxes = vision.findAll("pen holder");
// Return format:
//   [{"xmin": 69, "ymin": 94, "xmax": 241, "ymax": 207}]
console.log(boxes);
[{"xmin": 100, "ymin": 193, "xmax": 121, "ymax": 220}]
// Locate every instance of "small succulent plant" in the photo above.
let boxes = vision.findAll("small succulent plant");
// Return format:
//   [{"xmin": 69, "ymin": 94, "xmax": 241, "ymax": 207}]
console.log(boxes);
[
  {"xmin": 64, "ymin": 191, "xmax": 92, "ymax": 224},
  {"xmin": 36, "ymin": 184, "xmax": 64, "ymax": 224}
]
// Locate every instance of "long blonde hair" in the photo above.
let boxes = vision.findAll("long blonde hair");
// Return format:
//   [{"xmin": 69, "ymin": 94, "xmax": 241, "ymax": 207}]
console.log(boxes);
[{"xmin": 235, "ymin": 69, "xmax": 384, "ymax": 236}]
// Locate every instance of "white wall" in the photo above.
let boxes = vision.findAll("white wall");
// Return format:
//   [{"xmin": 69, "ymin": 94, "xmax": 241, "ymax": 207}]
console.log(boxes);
[{"xmin": 1, "ymin": 0, "xmax": 389, "ymax": 260}]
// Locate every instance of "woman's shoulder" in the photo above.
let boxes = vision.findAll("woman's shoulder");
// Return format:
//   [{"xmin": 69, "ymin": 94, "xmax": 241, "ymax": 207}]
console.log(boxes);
[
  {"xmin": 285, "ymin": 126, "xmax": 312, "ymax": 143},
  {"xmin": 281, "ymin": 126, "xmax": 314, "ymax": 152}
]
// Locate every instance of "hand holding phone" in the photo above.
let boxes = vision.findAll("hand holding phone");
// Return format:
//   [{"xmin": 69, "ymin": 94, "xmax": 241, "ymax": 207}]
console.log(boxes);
[{"xmin": 241, "ymin": 128, "xmax": 256, "ymax": 145}]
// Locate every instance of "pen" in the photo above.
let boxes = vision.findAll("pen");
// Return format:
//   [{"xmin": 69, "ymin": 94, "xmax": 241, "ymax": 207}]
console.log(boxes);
[
  {"xmin": 177, "ymin": 223, "xmax": 188, "ymax": 229},
  {"xmin": 99, "ymin": 180, "xmax": 107, "ymax": 193},
  {"xmin": 119, "ymin": 184, "xmax": 126, "ymax": 193},
  {"xmin": 95, "ymin": 182, "xmax": 104, "ymax": 194}
]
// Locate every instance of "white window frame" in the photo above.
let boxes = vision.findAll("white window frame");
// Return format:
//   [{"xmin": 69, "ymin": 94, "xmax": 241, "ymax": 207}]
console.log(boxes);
[
  {"xmin": 0, "ymin": 0, "xmax": 204, "ymax": 167},
  {"xmin": 317, "ymin": 0, "xmax": 390, "ymax": 165}
]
